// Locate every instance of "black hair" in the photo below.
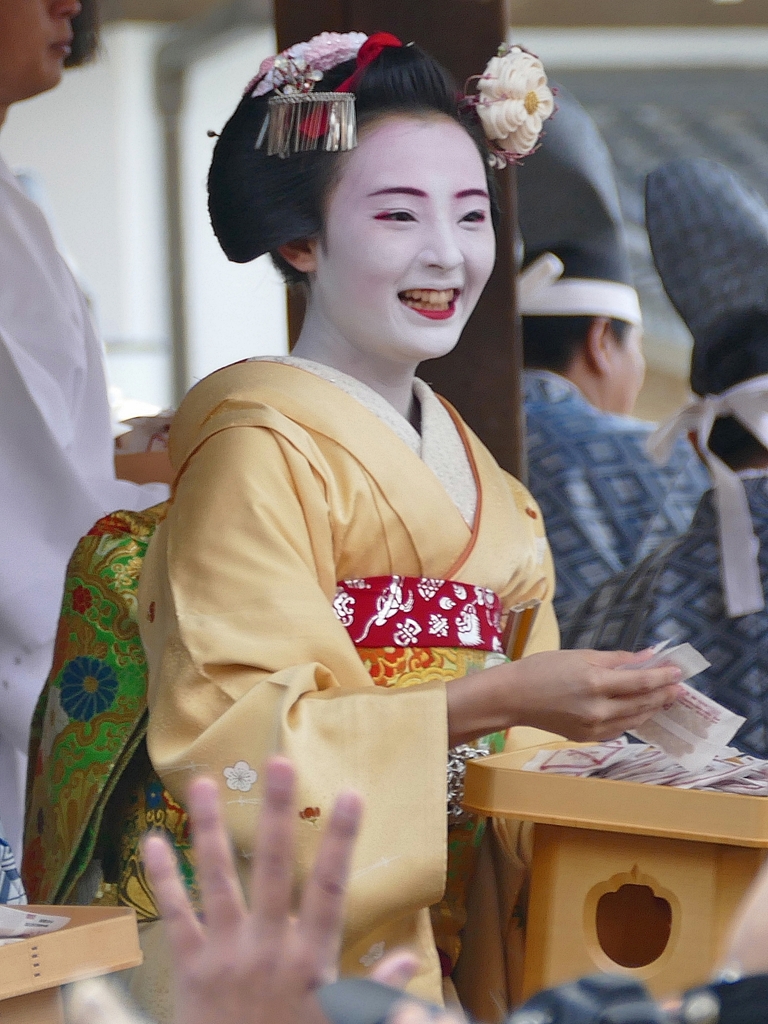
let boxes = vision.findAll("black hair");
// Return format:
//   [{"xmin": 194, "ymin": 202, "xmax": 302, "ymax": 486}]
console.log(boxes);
[
  {"xmin": 707, "ymin": 419, "xmax": 768, "ymax": 471},
  {"xmin": 208, "ymin": 42, "xmax": 499, "ymax": 284},
  {"xmin": 522, "ymin": 314, "xmax": 631, "ymax": 373},
  {"xmin": 65, "ymin": 0, "xmax": 100, "ymax": 68},
  {"xmin": 692, "ymin": 309, "xmax": 768, "ymax": 470}
]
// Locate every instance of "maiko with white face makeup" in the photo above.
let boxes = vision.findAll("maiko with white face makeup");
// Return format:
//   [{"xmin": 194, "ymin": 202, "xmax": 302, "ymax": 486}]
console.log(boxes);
[
  {"xmin": 288, "ymin": 115, "xmax": 495, "ymax": 401},
  {"xmin": 110, "ymin": 33, "xmax": 683, "ymax": 1022}
]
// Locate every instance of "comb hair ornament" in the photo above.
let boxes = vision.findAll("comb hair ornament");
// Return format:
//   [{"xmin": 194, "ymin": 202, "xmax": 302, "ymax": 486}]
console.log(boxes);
[
  {"xmin": 259, "ymin": 89, "xmax": 357, "ymax": 158},
  {"xmin": 249, "ymin": 31, "xmax": 403, "ymax": 158},
  {"xmin": 466, "ymin": 42, "xmax": 555, "ymax": 168}
]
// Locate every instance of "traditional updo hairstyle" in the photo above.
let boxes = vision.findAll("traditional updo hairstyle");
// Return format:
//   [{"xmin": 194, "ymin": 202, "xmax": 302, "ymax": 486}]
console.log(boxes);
[{"xmin": 208, "ymin": 41, "xmax": 500, "ymax": 286}]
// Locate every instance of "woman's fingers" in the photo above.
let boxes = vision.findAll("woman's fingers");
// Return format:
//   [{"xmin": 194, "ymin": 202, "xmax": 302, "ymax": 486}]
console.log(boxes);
[
  {"xmin": 558, "ymin": 681, "xmax": 682, "ymax": 741},
  {"xmin": 249, "ymin": 756, "xmax": 299, "ymax": 937},
  {"xmin": 583, "ymin": 684, "xmax": 684, "ymax": 736},
  {"xmin": 184, "ymin": 775, "xmax": 248, "ymax": 935},
  {"xmin": 142, "ymin": 831, "xmax": 205, "ymax": 964},
  {"xmin": 584, "ymin": 649, "xmax": 656, "ymax": 669},
  {"xmin": 294, "ymin": 789, "xmax": 364, "ymax": 981},
  {"xmin": 580, "ymin": 649, "xmax": 683, "ymax": 698},
  {"xmin": 593, "ymin": 667, "xmax": 682, "ymax": 701},
  {"xmin": 614, "ymin": 666, "xmax": 682, "ymax": 695}
]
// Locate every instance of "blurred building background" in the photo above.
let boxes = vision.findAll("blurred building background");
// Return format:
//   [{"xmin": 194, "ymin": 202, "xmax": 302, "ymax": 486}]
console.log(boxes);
[{"xmin": 1, "ymin": 0, "xmax": 767, "ymax": 419}]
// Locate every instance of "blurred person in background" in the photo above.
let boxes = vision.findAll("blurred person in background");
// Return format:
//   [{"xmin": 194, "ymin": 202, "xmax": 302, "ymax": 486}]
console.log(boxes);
[
  {"xmin": 565, "ymin": 159, "xmax": 768, "ymax": 759},
  {"xmin": 516, "ymin": 87, "xmax": 707, "ymax": 630},
  {"xmin": 0, "ymin": 0, "xmax": 170, "ymax": 870}
]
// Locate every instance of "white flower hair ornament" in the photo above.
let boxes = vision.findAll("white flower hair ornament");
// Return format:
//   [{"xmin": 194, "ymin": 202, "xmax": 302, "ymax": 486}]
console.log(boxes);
[{"xmin": 470, "ymin": 43, "xmax": 555, "ymax": 168}]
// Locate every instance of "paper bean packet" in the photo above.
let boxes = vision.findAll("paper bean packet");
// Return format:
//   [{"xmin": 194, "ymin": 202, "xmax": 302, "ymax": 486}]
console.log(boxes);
[
  {"xmin": 522, "ymin": 739, "xmax": 768, "ymax": 794},
  {"xmin": 625, "ymin": 642, "xmax": 745, "ymax": 771},
  {"xmin": 0, "ymin": 905, "xmax": 70, "ymax": 946}
]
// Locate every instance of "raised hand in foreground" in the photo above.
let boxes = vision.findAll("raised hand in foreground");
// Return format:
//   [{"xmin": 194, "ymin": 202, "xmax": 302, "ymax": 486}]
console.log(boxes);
[
  {"xmin": 68, "ymin": 758, "xmax": 415, "ymax": 1024},
  {"xmin": 146, "ymin": 758, "xmax": 358, "ymax": 1024}
]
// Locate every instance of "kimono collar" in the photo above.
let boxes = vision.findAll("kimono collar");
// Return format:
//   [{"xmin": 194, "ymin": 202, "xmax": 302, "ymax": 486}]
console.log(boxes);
[
  {"xmin": 524, "ymin": 368, "xmax": 589, "ymax": 405},
  {"xmin": 647, "ymin": 374, "xmax": 768, "ymax": 618},
  {"xmin": 251, "ymin": 356, "xmax": 477, "ymax": 526}
]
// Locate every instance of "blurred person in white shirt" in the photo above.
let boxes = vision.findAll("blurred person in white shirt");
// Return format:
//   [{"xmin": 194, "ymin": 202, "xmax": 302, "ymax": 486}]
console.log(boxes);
[{"xmin": 0, "ymin": 0, "xmax": 171, "ymax": 863}]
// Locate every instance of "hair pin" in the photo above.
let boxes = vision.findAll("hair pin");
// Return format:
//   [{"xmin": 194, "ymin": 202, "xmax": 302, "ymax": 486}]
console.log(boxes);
[{"xmin": 256, "ymin": 92, "xmax": 357, "ymax": 158}]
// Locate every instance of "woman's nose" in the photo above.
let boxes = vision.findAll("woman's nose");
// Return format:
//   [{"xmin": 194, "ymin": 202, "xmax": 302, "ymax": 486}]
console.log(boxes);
[{"xmin": 419, "ymin": 223, "xmax": 463, "ymax": 271}]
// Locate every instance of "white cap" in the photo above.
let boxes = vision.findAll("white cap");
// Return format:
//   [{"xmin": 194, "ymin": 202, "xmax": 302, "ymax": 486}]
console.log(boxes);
[{"xmin": 518, "ymin": 252, "xmax": 643, "ymax": 327}]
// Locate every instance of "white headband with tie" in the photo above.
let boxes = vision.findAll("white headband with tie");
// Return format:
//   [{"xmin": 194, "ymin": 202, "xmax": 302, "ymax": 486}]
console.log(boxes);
[
  {"xmin": 518, "ymin": 252, "xmax": 643, "ymax": 327},
  {"xmin": 647, "ymin": 374, "xmax": 768, "ymax": 618}
]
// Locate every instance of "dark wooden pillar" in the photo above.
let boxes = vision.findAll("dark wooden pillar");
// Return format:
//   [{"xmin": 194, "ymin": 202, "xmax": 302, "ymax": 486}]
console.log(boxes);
[{"xmin": 275, "ymin": 0, "xmax": 525, "ymax": 480}]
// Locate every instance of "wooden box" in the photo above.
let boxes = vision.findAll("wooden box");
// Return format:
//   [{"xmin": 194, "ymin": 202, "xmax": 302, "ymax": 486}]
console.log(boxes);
[
  {"xmin": 463, "ymin": 744, "xmax": 768, "ymax": 999},
  {"xmin": 0, "ymin": 906, "xmax": 142, "ymax": 1024}
]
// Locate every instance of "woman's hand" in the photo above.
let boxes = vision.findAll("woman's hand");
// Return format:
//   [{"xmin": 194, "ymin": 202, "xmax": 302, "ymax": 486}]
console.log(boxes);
[
  {"xmin": 505, "ymin": 649, "xmax": 683, "ymax": 741},
  {"xmin": 447, "ymin": 649, "xmax": 682, "ymax": 746}
]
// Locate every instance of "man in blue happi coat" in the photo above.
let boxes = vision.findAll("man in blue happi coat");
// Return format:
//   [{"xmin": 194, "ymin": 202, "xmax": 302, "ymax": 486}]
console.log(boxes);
[
  {"xmin": 565, "ymin": 159, "xmax": 768, "ymax": 757},
  {"xmin": 516, "ymin": 88, "xmax": 707, "ymax": 627}
]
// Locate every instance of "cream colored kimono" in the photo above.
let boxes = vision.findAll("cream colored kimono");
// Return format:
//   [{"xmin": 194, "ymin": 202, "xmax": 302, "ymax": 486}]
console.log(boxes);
[{"xmin": 137, "ymin": 359, "xmax": 559, "ymax": 1018}]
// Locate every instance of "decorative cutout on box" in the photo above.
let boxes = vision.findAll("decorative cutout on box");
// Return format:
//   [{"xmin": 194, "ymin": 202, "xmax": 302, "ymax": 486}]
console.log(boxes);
[{"xmin": 585, "ymin": 865, "xmax": 677, "ymax": 971}]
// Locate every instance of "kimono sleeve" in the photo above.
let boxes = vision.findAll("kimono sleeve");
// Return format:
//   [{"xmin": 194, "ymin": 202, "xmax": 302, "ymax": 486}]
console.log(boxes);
[
  {"xmin": 139, "ymin": 423, "xmax": 448, "ymax": 940},
  {"xmin": 503, "ymin": 474, "xmax": 560, "ymax": 656}
]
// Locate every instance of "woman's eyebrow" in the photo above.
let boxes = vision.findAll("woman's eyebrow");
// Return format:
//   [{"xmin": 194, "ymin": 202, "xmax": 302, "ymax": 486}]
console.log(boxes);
[
  {"xmin": 367, "ymin": 187, "xmax": 490, "ymax": 200},
  {"xmin": 367, "ymin": 187, "xmax": 427, "ymax": 198}
]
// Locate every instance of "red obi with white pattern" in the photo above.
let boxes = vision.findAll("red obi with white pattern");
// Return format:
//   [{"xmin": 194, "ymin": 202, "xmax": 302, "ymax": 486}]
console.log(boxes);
[{"xmin": 332, "ymin": 575, "xmax": 504, "ymax": 653}]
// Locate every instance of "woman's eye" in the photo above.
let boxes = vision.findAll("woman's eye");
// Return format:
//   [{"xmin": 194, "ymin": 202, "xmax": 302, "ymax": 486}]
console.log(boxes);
[
  {"xmin": 461, "ymin": 210, "xmax": 487, "ymax": 223},
  {"xmin": 374, "ymin": 210, "xmax": 416, "ymax": 222}
]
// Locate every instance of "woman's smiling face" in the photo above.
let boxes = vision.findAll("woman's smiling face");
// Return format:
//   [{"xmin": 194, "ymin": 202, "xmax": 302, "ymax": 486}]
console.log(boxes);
[{"xmin": 304, "ymin": 114, "xmax": 496, "ymax": 373}]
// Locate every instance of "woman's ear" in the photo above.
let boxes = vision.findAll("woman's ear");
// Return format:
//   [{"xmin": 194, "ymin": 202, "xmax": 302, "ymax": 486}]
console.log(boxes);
[{"xmin": 278, "ymin": 238, "xmax": 318, "ymax": 274}]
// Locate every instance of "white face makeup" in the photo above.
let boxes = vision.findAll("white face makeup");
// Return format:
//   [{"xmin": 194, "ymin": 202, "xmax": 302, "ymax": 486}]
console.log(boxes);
[{"xmin": 294, "ymin": 115, "xmax": 496, "ymax": 390}]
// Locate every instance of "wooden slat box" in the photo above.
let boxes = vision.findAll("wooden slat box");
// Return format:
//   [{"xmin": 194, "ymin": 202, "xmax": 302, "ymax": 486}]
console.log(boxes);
[{"xmin": 0, "ymin": 906, "xmax": 142, "ymax": 1024}]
